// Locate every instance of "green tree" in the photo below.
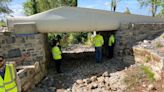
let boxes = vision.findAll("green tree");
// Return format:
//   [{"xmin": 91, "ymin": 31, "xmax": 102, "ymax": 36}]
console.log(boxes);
[
  {"xmin": 111, "ymin": 0, "xmax": 120, "ymax": 12},
  {"xmin": 23, "ymin": 0, "xmax": 39, "ymax": 15},
  {"xmin": 0, "ymin": 19, "xmax": 6, "ymax": 27},
  {"xmin": 124, "ymin": 7, "xmax": 131, "ymax": 14},
  {"xmin": 157, "ymin": 1, "xmax": 164, "ymax": 17},
  {"xmin": 23, "ymin": 0, "xmax": 80, "ymax": 47},
  {"xmin": 137, "ymin": 0, "xmax": 161, "ymax": 17},
  {"xmin": 0, "ymin": 0, "xmax": 12, "ymax": 14},
  {"xmin": 23, "ymin": 0, "xmax": 77, "ymax": 16},
  {"xmin": 60, "ymin": 0, "xmax": 77, "ymax": 6}
]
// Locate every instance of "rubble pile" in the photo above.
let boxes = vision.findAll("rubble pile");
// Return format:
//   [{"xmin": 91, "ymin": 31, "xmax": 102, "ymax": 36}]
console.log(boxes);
[{"xmin": 71, "ymin": 71, "xmax": 127, "ymax": 92}]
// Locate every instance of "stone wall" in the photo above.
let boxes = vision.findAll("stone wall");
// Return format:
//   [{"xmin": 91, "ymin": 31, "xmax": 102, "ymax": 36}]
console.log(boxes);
[
  {"xmin": 133, "ymin": 47, "xmax": 164, "ymax": 80},
  {"xmin": 0, "ymin": 23, "xmax": 164, "ymax": 91},
  {"xmin": 114, "ymin": 23, "xmax": 164, "ymax": 66},
  {"xmin": 132, "ymin": 32, "xmax": 164, "ymax": 80},
  {"xmin": 0, "ymin": 32, "xmax": 49, "ymax": 92}
]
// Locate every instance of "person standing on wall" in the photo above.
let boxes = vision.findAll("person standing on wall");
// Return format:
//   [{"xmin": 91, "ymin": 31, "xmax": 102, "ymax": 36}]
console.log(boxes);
[
  {"xmin": 93, "ymin": 32, "xmax": 104, "ymax": 63},
  {"xmin": 52, "ymin": 40, "xmax": 63, "ymax": 73},
  {"xmin": 108, "ymin": 32, "xmax": 115, "ymax": 59},
  {"xmin": 0, "ymin": 54, "xmax": 29, "ymax": 92}
]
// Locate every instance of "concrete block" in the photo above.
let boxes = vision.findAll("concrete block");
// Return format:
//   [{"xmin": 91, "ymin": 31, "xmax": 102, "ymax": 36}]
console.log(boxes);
[{"xmin": 14, "ymin": 22, "xmax": 37, "ymax": 34}]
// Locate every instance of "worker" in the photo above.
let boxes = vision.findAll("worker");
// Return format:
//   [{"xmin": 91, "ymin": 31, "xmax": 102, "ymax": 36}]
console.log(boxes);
[
  {"xmin": 0, "ymin": 54, "xmax": 29, "ymax": 92},
  {"xmin": 108, "ymin": 33, "xmax": 115, "ymax": 59},
  {"xmin": 93, "ymin": 32, "xmax": 104, "ymax": 63},
  {"xmin": 52, "ymin": 40, "xmax": 62, "ymax": 73}
]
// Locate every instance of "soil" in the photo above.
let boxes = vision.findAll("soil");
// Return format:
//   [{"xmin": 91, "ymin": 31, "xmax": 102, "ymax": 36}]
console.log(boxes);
[
  {"xmin": 30, "ymin": 42, "xmax": 164, "ymax": 92},
  {"xmin": 30, "ymin": 45, "xmax": 128, "ymax": 92}
]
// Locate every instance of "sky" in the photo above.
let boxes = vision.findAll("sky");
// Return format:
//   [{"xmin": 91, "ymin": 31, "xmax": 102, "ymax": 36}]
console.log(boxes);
[{"xmin": 2, "ymin": 0, "xmax": 162, "ymax": 18}]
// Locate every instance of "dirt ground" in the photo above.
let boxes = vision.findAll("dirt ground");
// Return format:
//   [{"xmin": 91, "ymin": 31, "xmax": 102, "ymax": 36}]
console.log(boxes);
[
  {"xmin": 124, "ymin": 66, "xmax": 164, "ymax": 92},
  {"xmin": 30, "ymin": 44, "xmax": 164, "ymax": 92},
  {"xmin": 30, "ymin": 50, "xmax": 128, "ymax": 92}
]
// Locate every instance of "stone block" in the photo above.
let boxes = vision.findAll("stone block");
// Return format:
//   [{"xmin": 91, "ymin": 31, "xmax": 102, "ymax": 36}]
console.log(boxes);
[
  {"xmin": 35, "ymin": 56, "xmax": 44, "ymax": 61},
  {"xmin": 35, "ymin": 34, "xmax": 44, "ymax": 39},
  {"xmin": 3, "ymin": 44, "xmax": 11, "ymax": 49},
  {"xmin": 22, "ymin": 81, "xmax": 32, "ymax": 92},
  {"xmin": 25, "ymin": 43, "xmax": 32, "ymax": 48},
  {"xmin": 17, "ymin": 69, "xmax": 28, "ymax": 86},
  {"xmin": 16, "ymin": 37, "xmax": 25, "ymax": 43},
  {"xmin": 2, "ymin": 39, "xmax": 5, "ymax": 44},
  {"xmin": 14, "ymin": 22, "xmax": 37, "ymax": 34},
  {"xmin": 26, "ymin": 48, "xmax": 34, "ymax": 52},
  {"xmin": 33, "ymin": 72, "xmax": 44, "ymax": 84},
  {"xmin": 26, "ymin": 35, "xmax": 35, "ymax": 40},
  {"xmin": 6, "ymin": 37, "xmax": 15, "ymax": 44},
  {"xmin": 27, "ymin": 68, "xmax": 36, "ymax": 76},
  {"xmin": 7, "ymin": 48, "xmax": 21, "ymax": 58}
]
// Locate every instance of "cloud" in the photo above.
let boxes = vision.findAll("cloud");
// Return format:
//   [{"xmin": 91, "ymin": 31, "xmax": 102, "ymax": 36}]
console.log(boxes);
[
  {"xmin": 9, "ymin": 0, "xmax": 25, "ymax": 16},
  {"xmin": 104, "ymin": 2, "xmax": 110, "ymax": 6}
]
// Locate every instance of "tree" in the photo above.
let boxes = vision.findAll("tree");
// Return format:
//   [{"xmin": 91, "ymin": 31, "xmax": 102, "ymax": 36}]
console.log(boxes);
[
  {"xmin": 23, "ymin": 0, "xmax": 77, "ymax": 16},
  {"xmin": 111, "ymin": 0, "xmax": 120, "ymax": 12},
  {"xmin": 31, "ymin": 0, "xmax": 38, "ymax": 14},
  {"xmin": 137, "ymin": 0, "xmax": 161, "ymax": 17},
  {"xmin": 157, "ymin": 0, "xmax": 164, "ymax": 17},
  {"xmin": 23, "ymin": 0, "xmax": 80, "ymax": 47},
  {"xmin": 0, "ymin": 0, "xmax": 12, "ymax": 14},
  {"xmin": 0, "ymin": 19, "xmax": 6, "ymax": 27},
  {"xmin": 124, "ymin": 7, "xmax": 131, "ymax": 14}
]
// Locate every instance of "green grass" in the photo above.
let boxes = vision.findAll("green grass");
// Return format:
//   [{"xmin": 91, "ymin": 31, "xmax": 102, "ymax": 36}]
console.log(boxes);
[{"xmin": 140, "ymin": 65, "xmax": 155, "ymax": 81}]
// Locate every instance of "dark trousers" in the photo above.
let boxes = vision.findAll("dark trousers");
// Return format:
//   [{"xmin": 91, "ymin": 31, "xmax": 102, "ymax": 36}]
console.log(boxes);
[
  {"xmin": 108, "ymin": 45, "xmax": 114, "ymax": 59},
  {"xmin": 95, "ymin": 47, "xmax": 102, "ymax": 63},
  {"xmin": 54, "ymin": 59, "xmax": 62, "ymax": 73}
]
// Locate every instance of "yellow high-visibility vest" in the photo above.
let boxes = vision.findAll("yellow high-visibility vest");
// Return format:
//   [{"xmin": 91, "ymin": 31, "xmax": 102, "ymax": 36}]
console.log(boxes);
[
  {"xmin": 108, "ymin": 34, "xmax": 115, "ymax": 46},
  {"xmin": 0, "ymin": 64, "xmax": 18, "ymax": 92},
  {"xmin": 52, "ymin": 46, "xmax": 62, "ymax": 60},
  {"xmin": 93, "ymin": 34, "xmax": 104, "ymax": 47}
]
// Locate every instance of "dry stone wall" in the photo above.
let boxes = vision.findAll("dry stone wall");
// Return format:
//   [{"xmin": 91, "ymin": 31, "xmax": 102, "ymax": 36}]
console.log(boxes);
[
  {"xmin": 114, "ymin": 23, "xmax": 164, "ymax": 66},
  {"xmin": 0, "ymin": 32, "xmax": 49, "ymax": 92},
  {"xmin": 133, "ymin": 32, "xmax": 164, "ymax": 81},
  {"xmin": 0, "ymin": 23, "xmax": 163, "ymax": 92}
]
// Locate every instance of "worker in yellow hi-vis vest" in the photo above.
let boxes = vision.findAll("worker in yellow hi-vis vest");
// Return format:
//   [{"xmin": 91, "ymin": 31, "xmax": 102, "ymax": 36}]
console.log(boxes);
[
  {"xmin": 52, "ymin": 40, "xmax": 62, "ymax": 73},
  {"xmin": 0, "ymin": 54, "xmax": 29, "ymax": 92},
  {"xmin": 93, "ymin": 32, "xmax": 104, "ymax": 63},
  {"xmin": 108, "ymin": 33, "xmax": 115, "ymax": 59}
]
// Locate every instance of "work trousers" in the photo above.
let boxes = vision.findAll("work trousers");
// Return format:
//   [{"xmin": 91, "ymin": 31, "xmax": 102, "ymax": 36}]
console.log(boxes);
[
  {"xmin": 108, "ymin": 45, "xmax": 114, "ymax": 59},
  {"xmin": 54, "ymin": 59, "xmax": 62, "ymax": 73},
  {"xmin": 95, "ymin": 47, "xmax": 102, "ymax": 63}
]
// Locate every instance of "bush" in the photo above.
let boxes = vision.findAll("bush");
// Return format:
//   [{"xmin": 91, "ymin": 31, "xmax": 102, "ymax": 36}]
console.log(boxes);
[
  {"xmin": 85, "ymin": 32, "xmax": 94, "ymax": 46},
  {"xmin": 48, "ymin": 32, "xmax": 93, "ymax": 48}
]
